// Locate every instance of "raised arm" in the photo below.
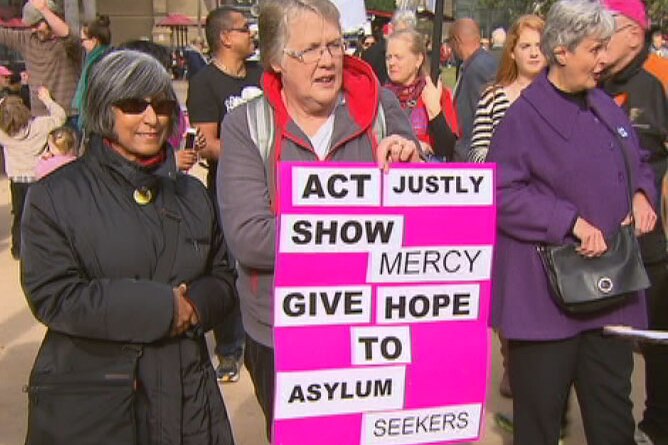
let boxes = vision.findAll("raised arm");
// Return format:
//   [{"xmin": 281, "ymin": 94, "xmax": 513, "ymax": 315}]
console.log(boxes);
[{"xmin": 31, "ymin": 0, "xmax": 69, "ymax": 37}]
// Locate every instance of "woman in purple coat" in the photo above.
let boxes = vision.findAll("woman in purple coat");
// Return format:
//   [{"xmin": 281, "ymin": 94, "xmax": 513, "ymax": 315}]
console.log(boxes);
[{"xmin": 486, "ymin": 1, "xmax": 657, "ymax": 444}]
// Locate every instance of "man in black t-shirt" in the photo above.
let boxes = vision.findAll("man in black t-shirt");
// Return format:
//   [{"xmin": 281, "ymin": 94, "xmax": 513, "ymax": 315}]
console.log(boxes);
[
  {"xmin": 187, "ymin": 6, "xmax": 262, "ymax": 192},
  {"xmin": 186, "ymin": 6, "xmax": 262, "ymax": 384}
]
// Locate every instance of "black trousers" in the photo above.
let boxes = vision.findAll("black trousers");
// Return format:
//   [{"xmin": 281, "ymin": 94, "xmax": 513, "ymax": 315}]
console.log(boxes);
[
  {"xmin": 640, "ymin": 261, "xmax": 668, "ymax": 445},
  {"xmin": 212, "ymin": 302, "xmax": 245, "ymax": 359},
  {"xmin": 509, "ymin": 331, "xmax": 635, "ymax": 445},
  {"xmin": 10, "ymin": 180, "xmax": 31, "ymax": 258},
  {"xmin": 244, "ymin": 334, "xmax": 275, "ymax": 442}
]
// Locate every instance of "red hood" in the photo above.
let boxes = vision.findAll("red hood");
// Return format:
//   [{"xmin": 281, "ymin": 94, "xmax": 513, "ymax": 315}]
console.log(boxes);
[{"xmin": 261, "ymin": 55, "xmax": 380, "ymax": 131}]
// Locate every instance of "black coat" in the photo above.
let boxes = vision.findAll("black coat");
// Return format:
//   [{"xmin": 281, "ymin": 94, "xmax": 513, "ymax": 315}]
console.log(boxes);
[{"xmin": 21, "ymin": 136, "xmax": 237, "ymax": 444}]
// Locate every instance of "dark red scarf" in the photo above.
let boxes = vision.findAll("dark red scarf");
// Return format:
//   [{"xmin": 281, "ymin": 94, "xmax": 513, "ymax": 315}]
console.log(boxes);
[
  {"xmin": 384, "ymin": 77, "xmax": 426, "ymax": 110},
  {"xmin": 104, "ymin": 138, "xmax": 166, "ymax": 168}
]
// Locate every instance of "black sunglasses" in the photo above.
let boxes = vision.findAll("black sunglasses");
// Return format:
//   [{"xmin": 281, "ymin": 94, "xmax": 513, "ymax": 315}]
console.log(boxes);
[{"xmin": 113, "ymin": 98, "xmax": 177, "ymax": 116}]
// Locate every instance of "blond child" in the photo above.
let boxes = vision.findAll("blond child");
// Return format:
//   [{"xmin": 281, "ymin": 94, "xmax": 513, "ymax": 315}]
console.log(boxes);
[
  {"xmin": 35, "ymin": 126, "xmax": 77, "ymax": 179},
  {"xmin": 0, "ymin": 86, "xmax": 66, "ymax": 259}
]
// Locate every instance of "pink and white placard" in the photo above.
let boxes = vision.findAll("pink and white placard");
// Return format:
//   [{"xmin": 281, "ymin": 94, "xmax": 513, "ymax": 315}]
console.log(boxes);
[{"xmin": 273, "ymin": 163, "xmax": 496, "ymax": 445}]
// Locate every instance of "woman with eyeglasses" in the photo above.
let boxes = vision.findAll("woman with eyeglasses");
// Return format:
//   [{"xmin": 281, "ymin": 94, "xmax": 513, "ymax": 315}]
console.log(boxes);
[
  {"xmin": 21, "ymin": 50, "xmax": 237, "ymax": 445},
  {"xmin": 385, "ymin": 28, "xmax": 460, "ymax": 160},
  {"xmin": 72, "ymin": 14, "xmax": 111, "ymax": 131},
  {"xmin": 218, "ymin": 0, "xmax": 420, "ymax": 440}
]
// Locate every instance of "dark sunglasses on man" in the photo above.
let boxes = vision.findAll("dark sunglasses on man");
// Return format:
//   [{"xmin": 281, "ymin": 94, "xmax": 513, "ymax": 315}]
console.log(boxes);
[{"xmin": 113, "ymin": 98, "xmax": 178, "ymax": 116}]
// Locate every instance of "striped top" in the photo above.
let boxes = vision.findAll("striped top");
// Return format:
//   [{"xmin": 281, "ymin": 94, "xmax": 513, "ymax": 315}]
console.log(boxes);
[
  {"xmin": 0, "ymin": 28, "xmax": 81, "ymax": 117},
  {"xmin": 468, "ymin": 86, "xmax": 510, "ymax": 163}
]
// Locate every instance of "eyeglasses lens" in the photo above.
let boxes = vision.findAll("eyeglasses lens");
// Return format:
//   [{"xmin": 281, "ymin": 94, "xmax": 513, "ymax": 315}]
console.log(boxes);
[{"xmin": 114, "ymin": 98, "xmax": 176, "ymax": 116}]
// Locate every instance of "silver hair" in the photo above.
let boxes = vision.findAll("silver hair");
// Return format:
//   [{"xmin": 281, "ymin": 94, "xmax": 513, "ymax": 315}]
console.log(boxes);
[
  {"xmin": 491, "ymin": 27, "xmax": 506, "ymax": 46},
  {"xmin": 391, "ymin": 9, "xmax": 417, "ymax": 30},
  {"xmin": 259, "ymin": 0, "xmax": 341, "ymax": 72},
  {"xmin": 84, "ymin": 50, "xmax": 178, "ymax": 141},
  {"xmin": 541, "ymin": 0, "xmax": 615, "ymax": 66}
]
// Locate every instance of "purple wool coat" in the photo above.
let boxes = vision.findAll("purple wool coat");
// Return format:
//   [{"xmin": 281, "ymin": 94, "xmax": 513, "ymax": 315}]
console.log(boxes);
[{"xmin": 487, "ymin": 72, "xmax": 656, "ymax": 341}]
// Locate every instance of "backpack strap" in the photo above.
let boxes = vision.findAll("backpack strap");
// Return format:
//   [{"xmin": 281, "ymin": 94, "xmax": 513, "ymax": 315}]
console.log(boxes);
[
  {"xmin": 246, "ymin": 94, "xmax": 278, "ymax": 213},
  {"xmin": 373, "ymin": 102, "xmax": 386, "ymax": 142}
]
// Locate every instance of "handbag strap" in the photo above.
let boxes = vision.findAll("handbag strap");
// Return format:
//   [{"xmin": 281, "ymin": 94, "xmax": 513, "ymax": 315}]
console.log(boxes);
[
  {"xmin": 154, "ymin": 178, "xmax": 181, "ymax": 283},
  {"xmin": 615, "ymin": 131, "xmax": 636, "ymax": 213},
  {"xmin": 592, "ymin": 107, "xmax": 635, "ymax": 212}
]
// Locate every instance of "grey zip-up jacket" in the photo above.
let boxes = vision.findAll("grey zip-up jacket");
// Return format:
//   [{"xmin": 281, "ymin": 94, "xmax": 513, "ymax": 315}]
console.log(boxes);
[{"xmin": 218, "ymin": 56, "xmax": 418, "ymax": 347}]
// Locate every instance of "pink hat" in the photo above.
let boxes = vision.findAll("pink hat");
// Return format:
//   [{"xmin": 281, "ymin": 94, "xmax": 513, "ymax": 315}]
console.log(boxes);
[
  {"xmin": 602, "ymin": 0, "xmax": 649, "ymax": 30},
  {"xmin": 0, "ymin": 66, "xmax": 13, "ymax": 77}
]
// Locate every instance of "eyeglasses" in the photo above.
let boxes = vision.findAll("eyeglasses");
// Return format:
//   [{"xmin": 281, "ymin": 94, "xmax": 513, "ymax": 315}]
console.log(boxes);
[
  {"xmin": 283, "ymin": 40, "xmax": 344, "ymax": 64},
  {"xmin": 112, "ymin": 98, "xmax": 177, "ymax": 116},
  {"xmin": 226, "ymin": 24, "xmax": 251, "ymax": 34}
]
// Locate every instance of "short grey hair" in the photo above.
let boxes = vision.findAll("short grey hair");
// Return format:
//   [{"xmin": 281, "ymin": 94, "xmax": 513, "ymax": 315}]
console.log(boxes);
[
  {"xmin": 85, "ymin": 50, "xmax": 178, "ymax": 141},
  {"xmin": 491, "ymin": 27, "xmax": 506, "ymax": 46},
  {"xmin": 391, "ymin": 9, "xmax": 417, "ymax": 31},
  {"xmin": 542, "ymin": 0, "xmax": 615, "ymax": 66},
  {"xmin": 259, "ymin": 0, "xmax": 341, "ymax": 72}
]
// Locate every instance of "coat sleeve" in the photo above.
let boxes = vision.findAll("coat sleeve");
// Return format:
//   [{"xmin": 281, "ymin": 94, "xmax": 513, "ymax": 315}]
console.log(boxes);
[
  {"xmin": 629, "ymin": 121, "xmax": 658, "ymax": 208},
  {"xmin": 218, "ymin": 107, "xmax": 276, "ymax": 270},
  {"xmin": 20, "ymin": 182, "xmax": 176, "ymax": 343},
  {"xmin": 33, "ymin": 98, "xmax": 67, "ymax": 133},
  {"xmin": 186, "ymin": 201, "xmax": 238, "ymax": 332},
  {"xmin": 379, "ymin": 88, "xmax": 421, "ymax": 147},
  {"xmin": 487, "ymin": 111, "xmax": 579, "ymax": 244}
]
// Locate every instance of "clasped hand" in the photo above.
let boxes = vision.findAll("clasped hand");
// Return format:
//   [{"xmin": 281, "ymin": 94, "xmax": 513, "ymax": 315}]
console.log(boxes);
[
  {"xmin": 572, "ymin": 192, "xmax": 656, "ymax": 258},
  {"xmin": 171, "ymin": 283, "xmax": 199, "ymax": 337}
]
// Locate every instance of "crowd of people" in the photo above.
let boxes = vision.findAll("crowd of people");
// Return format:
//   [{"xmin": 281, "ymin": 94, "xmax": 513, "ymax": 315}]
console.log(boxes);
[{"xmin": 1, "ymin": 0, "xmax": 666, "ymax": 444}]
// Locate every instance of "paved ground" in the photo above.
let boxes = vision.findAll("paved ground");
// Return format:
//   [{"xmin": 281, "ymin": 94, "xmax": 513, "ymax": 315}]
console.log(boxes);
[{"xmin": 0, "ymin": 81, "xmax": 649, "ymax": 444}]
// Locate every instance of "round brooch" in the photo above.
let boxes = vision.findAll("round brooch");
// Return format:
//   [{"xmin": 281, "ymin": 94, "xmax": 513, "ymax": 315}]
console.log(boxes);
[{"xmin": 133, "ymin": 188, "xmax": 153, "ymax": 205}]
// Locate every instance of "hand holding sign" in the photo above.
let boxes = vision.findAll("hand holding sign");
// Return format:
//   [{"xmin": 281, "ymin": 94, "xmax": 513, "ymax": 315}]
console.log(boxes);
[{"xmin": 376, "ymin": 135, "xmax": 421, "ymax": 173}]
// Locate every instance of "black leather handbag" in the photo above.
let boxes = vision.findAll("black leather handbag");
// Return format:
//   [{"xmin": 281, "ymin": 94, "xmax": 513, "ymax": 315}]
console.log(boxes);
[
  {"xmin": 537, "ymin": 130, "xmax": 650, "ymax": 314},
  {"xmin": 537, "ymin": 224, "xmax": 649, "ymax": 313}
]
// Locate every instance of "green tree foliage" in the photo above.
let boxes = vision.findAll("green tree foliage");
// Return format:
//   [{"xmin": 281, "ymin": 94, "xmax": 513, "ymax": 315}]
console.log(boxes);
[
  {"xmin": 646, "ymin": 0, "xmax": 668, "ymax": 28},
  {"xmin": 477, "ymin": 0, "xmax": 558, "ymax": 20},
  {"xmin": 365, "ymin": 0, "xmax": 397, "ymax": 13}
]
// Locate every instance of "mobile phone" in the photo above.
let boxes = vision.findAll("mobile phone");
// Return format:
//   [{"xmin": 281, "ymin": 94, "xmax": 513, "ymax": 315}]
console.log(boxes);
[{"xmin": 184, "ymin": 128, "xmax": 197, "ymax": 150}]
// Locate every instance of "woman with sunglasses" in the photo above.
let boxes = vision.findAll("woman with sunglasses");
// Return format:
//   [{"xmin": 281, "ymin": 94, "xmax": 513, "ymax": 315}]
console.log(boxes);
[{"xmin": 21, "ymin": 50, "xmax": 237, "ymax": 445}]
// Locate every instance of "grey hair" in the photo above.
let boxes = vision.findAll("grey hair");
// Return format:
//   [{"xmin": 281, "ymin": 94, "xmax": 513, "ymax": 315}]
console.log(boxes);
[
  {"xmin": 259, "ymin": 0, "xmax": 341, "ymax": 72},
  {"xmin": 85, "ymin": 50, "xmax": 178, "ymax": 141},
  {"xmin": 542, "ymin": 0, "xmax": 615, "ymax": 66},
  {"xmin": 491, "ymin": 27, "xmax": 506, "ymax": 46},
  {"xmin": 391, "ymin": 9, "xmax": 417, "ymax": 30},
  {"xmin": 387, "ymin": 29, "xmax": 428, "ymax": 77}
]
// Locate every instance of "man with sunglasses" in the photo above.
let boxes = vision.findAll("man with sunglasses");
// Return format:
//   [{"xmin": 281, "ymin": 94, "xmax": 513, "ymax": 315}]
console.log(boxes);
[
  {"xmin": 601, "ymin": 2, "xmax": 668, "ymax": 444},
  {"xmin": 0, "ymin": 0, "xmax": 81, "ymax": 123},
  {"xmin": 186, "ymin": 6, "xmax": 262, "ymax": 385}
]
